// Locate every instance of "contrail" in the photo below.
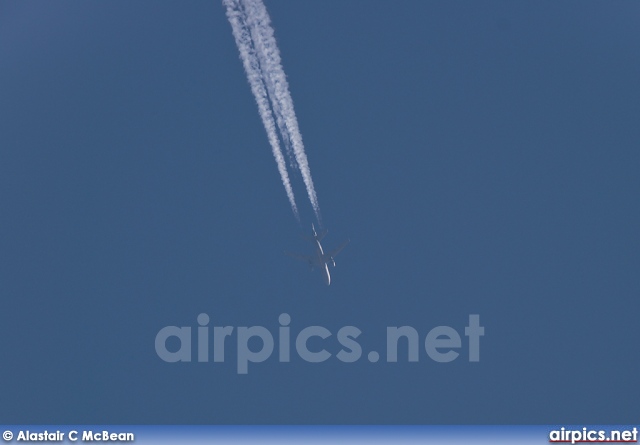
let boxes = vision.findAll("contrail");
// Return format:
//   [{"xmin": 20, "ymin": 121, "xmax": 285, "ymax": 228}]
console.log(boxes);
[
  {"xmin": 243, "ymin": 0, "xmax": 297, "ymax": 172},
  {"xmin": 224, "ymin": 0, "xmax": 322, "ymax": 226},
  {"xmin": 244, "ymin": 0, "xmax": 322, "ymax": 225},
  {"xmin": 223, "ymin": 0, "xmax": 299, "ymax": 221}
]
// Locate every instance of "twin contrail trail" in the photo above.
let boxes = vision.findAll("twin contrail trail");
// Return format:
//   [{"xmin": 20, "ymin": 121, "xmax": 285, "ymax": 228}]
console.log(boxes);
[{"xmin": 223, "ymin": 0, "xmax": 322, "ymax": 225}]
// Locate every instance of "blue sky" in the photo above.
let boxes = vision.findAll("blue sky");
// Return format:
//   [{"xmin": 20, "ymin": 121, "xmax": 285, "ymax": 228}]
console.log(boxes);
[{"xmin": 1, "ymin": 0, "xmax": 639, "ymax": 423}]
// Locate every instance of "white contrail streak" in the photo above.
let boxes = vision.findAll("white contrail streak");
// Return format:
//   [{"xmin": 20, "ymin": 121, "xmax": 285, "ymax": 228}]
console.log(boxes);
[
  {"xmin": 224, "ymin": 0, "xmax": 322, "ymax": 226},
  {"xmin": 223, "ymin": 0, "xmax": 299, "ymax": 221},
  {"xmin": 243, "ymin": 0, "xmax": 322, "ymax": 225},
  {"xmin": 242, "ymin": 0, "xmax": 297, "ymax": 172}
]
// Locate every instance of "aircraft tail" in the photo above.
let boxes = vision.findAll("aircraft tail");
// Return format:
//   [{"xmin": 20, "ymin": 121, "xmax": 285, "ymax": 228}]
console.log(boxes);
[
  {"xmin": 316, "ymin": 228, "xmax": 328, "ymax": 241},
  {"xmin": 302, "ymin": 224, "xmax": 327, "ymax": 242}
]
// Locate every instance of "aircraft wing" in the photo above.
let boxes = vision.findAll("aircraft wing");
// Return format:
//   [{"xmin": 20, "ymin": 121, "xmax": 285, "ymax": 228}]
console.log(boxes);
[
  {"xmin": 325, "ymin": 239, "xmax": 350, "ymax": 259},
  {"xmin": 285, "ymin": 251, "xmax": 316, "ymax": 266}
]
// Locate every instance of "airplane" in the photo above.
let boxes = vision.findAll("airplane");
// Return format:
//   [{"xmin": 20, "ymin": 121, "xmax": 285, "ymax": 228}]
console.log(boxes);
[{"xmin": 285, "ymin": 224, "xmax": 349, "ymax": 285}]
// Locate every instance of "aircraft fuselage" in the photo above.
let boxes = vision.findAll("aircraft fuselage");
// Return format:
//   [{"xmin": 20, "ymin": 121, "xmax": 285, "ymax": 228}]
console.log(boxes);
[
  {"xmin": 314, "ymin": 239, "xmax": 331, "ymax": 285},
  {"xmin": 285, "ymin": 224, "xmax": 348, "ymax": 286}
]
